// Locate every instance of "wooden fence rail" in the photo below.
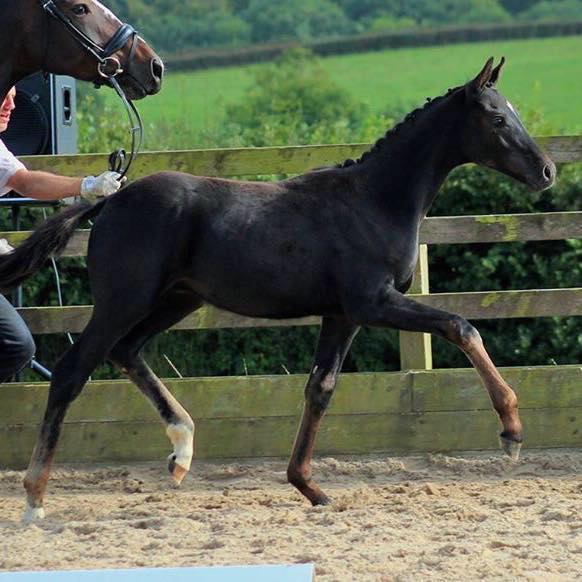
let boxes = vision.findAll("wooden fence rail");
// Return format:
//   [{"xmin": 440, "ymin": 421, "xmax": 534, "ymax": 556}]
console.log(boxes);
[
  {"xmin": 0, "ymin": 139, "xmax": 579, "ymax": 465},
  {"xmin": 18, "ymin": 136, "xmax": 582, "ymax": 179},
  {"xmin": 3, "ymin": 212, "xmax": 582, "ymax": 253},
  {"xmin": 14, "ymin": 287, "xmax": 582, "ymax": 336}
]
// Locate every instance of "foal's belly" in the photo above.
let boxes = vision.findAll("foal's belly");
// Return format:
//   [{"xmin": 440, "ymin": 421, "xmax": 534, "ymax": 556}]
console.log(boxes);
[
  {"xmin": 188, "ymin": 239, "xmax": 342, "ymax": 319},
  {"xmin": 191, "ymin": 272, "xmax": 342, "ymax": 320}
]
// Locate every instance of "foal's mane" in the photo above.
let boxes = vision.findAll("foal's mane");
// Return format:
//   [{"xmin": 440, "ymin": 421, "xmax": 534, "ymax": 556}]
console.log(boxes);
[{"xmin": 337, "ymin": 85, "xmax": 464, "ymax": 169}]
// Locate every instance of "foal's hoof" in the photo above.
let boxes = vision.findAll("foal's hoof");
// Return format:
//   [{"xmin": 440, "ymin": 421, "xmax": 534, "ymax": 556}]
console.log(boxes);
[
  {"xmin": 168, "ymin": 454, "xmax": 189, "ymax": 485},
  {"xmin": 22, "ymin": 505, "xmax": 45, "ymax": 523},
  {"xmin": 312, "ymin": 494, "xmax": 332, "ymax": 507},
  {"xmin": 499, "ymin": 434, "xmax": 522, "ymax": 462}
]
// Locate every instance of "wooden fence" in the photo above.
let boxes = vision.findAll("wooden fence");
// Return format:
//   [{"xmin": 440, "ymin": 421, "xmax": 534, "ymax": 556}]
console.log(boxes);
[{"xmin": 0, "ymin": 137, "xmax": 580, "ymax": 467}]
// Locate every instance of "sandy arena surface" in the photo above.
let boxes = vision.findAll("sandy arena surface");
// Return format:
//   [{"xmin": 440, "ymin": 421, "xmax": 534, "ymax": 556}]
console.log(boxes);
[{"xmin": 0, "ymin": 449, "xmax": 581, "ymax": 580}]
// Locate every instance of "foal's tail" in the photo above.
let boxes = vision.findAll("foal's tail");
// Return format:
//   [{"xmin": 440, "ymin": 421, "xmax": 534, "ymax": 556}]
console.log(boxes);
[{"xmin": 0, "ymin": 198, "xmax": 107, "ymax": 291}]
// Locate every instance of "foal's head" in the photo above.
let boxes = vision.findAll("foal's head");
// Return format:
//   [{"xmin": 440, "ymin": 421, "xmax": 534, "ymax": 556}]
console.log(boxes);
[
  {"xmin": 459, "ymin": 57, "xmax": 555, "ymax": 191},
  {"xmin": 27, "ymin": 0, "xmax": 164, "ymax": 100}
]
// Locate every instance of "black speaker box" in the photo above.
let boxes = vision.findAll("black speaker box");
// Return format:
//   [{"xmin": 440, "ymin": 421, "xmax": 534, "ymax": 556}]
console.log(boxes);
[{"xmin": 2, "ymin": 73, "xmax": 77, "ymax": 156}]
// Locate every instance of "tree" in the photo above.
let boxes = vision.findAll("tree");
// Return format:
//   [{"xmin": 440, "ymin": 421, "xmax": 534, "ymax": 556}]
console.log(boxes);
[
  {"xmin": 400, "ymin": 0, "xmax": 510, "ymax": 25},
  {"xmin": 242, "ymin": 0, "xmax": 354, "ymax": 43},
  {"xmin": 499, "ymin": 0, "xmax": 542, "ymax": 13},
  {"xmin": 336, "ymin": 0, "xmax": 399, "ymax": 21},
  {"xmin": 461, "ymin": 0, "xmax": 512, "ymax": 22},
  {"xmin": 222, "ymin": 48, "xmax": 377, "ymax": 147},
  {"xmin": 521, "ymin": 0, "xmax": 582, "ymax": 20}
]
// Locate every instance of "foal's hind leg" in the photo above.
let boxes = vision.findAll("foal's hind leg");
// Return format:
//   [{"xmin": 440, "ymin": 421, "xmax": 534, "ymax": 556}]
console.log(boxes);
[
  {"xmin": 346, "ymin": 287, "xmax": 523, "ymax": 459},
  {"xmin": 287, "ymin": 316, "xmax": 359, "ymax": 505},
  {"xmin": 109, "ymin": 289, "xmax": 203, "ymax": 485},
  {"xmin": 23, "ymin": 314, "xmax": 134, "ymax": 521}
]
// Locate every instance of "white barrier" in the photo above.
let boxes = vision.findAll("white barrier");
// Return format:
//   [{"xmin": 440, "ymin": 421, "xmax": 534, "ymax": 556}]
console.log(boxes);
[{"xmin": 0, "ymin": 564, "xmax": 315, "ymax": 581}]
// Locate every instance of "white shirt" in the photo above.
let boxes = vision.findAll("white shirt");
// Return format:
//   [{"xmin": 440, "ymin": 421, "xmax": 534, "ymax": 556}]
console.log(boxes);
[{"xmin": 0, "ymin": 138, "xmax": 25, "ymax": 196}]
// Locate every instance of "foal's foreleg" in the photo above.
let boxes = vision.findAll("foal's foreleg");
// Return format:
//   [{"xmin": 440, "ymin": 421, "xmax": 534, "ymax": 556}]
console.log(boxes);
[
  {"xmin": 288, "ymin": 316, "xmax": 359, "ymax": 505},
  {"xmin": 348, "ymin": 288, "xmax": 522, "ymax": 458}
]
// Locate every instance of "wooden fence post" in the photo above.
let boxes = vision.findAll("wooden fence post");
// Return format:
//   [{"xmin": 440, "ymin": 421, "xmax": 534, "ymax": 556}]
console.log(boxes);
[{"xmin": 399, "ymin": 244, "xmax": 433, "ymax": 371}]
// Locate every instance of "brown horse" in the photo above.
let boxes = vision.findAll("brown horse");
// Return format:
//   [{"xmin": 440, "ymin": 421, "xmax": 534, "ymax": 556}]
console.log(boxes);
[
  {"xmin": 0, "ymin": 58, "xmax": 556, "ymax": 521},
  {"xmin": 0, "ymin": 0, "xmax": 163, "ymax": 102}
]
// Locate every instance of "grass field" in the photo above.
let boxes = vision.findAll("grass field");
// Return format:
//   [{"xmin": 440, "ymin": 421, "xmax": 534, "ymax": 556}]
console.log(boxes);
[{"xmin": 112, "ymin": 35, "xmax": 582, "ymax": 148}]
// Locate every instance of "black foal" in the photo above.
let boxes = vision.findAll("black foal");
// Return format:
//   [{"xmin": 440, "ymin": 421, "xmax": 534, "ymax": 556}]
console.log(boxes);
[{"xmin": 0, "ymin": 58, "xmax": 555, "ymax": 519}]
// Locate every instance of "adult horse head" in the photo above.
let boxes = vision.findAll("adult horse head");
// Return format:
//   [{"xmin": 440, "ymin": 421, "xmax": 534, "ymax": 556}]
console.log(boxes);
[{"xmin": 0, "ymin": 0, "xmax": 164, "ymax": 101}]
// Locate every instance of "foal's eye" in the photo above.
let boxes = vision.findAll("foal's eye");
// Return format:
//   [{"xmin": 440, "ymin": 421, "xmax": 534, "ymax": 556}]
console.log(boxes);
[
  {"xmin": 72, "ymin": 4, "xmax": 89, "ymax": 16},
  {"xmin": 492, "ymin": 116, "xmax": 505, "ymax": 128}
]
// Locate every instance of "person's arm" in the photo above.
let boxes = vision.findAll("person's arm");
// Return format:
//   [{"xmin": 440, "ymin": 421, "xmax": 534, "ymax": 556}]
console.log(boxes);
[
  {"xmin": 7, "ymin": 168, "xmax": 123, "ymax": 201},
  {"xmin": 7, "ymin": 169, "xmax": 82, "ymax": 200}
]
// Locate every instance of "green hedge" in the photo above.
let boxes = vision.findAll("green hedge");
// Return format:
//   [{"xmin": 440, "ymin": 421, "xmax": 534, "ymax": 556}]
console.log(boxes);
[{"xmin": 163, "ymin": 20, "xmax": 582, "ymax": 71}]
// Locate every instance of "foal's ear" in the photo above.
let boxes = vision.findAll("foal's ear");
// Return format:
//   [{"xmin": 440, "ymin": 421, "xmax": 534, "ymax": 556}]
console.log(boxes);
[
  {"xmin": 465, "ymin": 57, "xmax": 494, "ymax": 99},
  {"xmin": 489, "ymin": 56, "xmax": 506, "ymax": 86}
]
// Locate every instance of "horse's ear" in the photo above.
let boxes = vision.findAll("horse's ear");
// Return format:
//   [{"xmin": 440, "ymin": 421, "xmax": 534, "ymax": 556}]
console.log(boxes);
[
  {"xmin": 489, "ymin": 56, "xmax": 506, "ymax": 86},
  {"xmin": 465, "ymin": 57, "xmax": 494, "ymax": 99}
]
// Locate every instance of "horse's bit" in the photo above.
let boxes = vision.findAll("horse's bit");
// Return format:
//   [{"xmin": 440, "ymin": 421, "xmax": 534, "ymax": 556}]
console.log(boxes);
[{"xmin": 38, "ymin": 0, "xmax": 144, "ymax": 179}]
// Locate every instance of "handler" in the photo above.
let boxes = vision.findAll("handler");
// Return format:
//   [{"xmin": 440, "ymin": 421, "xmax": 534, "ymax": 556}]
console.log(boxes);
[{"xmin": 0, "ymin": 86, "xmax": 122, "ymax": 382}]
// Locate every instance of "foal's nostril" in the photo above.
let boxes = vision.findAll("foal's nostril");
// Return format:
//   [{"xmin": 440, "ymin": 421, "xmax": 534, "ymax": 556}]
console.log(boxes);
[
  {"xmin": 543, "ymin": 164, "xmax": 555, "ymax": 184},
  {"xmin": 151, "ymin": 58, "xmax": 164, "ymax": 81}
]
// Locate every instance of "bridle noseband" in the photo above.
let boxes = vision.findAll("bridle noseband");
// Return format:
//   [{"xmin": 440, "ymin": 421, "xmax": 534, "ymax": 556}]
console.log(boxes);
[{"xmin": 37, "ymin": 0, "xmax": 144, "ymax": 179}]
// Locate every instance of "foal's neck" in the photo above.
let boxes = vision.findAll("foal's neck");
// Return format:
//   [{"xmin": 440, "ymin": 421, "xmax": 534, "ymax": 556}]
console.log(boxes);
[{"xmin": 358, "ymin": 93, "xmax": 465, "ymax": 222}]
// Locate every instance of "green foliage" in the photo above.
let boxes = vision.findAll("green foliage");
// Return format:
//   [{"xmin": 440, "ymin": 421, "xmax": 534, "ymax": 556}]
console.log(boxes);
[
  {"xmin": 76, "ymin": 89, "xmax": 130, "ymax": 154},
  {"xmin": 365, "ymin": 15, "xmax": 417, "ymax": 32},
  {"xmin": 220, "ymin": 49, "xmax": 388, "ymax": 147},
  {"xmin": 521, "ymin": 0, "xmax": 582, "ymax": 20},
  {"xmin": 242, "ymin": 0, "xmax": 354, "ymax": 43},
  {"xmin": 458, "ymin": 0, "xmax": 512, "ymax": 23},
  {"xmin": 337, "ymin": 0, "xmax": 397, "ymax": 21},
  {"xmin": 499, "ymin": 0, "xmax": 540, "ymax": 13},
  {"xmin": 102, "ymin": 0, "xmax": 565, "ymax": 55},
  {"xmin": 397, "ymin": 0, "xmax": 511, "ymax": 25}
]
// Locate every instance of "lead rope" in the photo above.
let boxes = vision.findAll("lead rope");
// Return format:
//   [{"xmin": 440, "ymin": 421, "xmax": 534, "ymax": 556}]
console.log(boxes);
[{"xmin": 106, "ymin": 75, "xmax": 144, "ymax": 180}]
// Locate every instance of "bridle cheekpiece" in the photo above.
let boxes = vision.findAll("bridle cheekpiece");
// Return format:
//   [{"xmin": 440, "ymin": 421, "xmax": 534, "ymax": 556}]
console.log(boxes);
[
  {"xmin": 39, "ymin": 0, "xmax": 137, "ymax": 79},
  {"xmin": 37, "ymin": 0, "xmax": 144, "ymax": 179}
]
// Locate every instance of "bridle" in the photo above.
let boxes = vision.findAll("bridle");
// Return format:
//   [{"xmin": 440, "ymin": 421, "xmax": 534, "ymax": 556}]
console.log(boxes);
[
  {"xmin": 39, "ymin": 0, "xmax": 137, "ymax": 79},
  {"xmin": 38, "ymin": 0, "xmax": 144, "ymax": 179}
]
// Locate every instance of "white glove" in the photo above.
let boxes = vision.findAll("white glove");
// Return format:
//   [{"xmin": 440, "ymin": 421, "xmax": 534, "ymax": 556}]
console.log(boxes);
[
  {"xmin": 0, "ymin": 238, "xmax": 14, "ymax": 255},
  {"xmin": 80, "ymin": 171, "xmax": 124, "ymax": 201}
]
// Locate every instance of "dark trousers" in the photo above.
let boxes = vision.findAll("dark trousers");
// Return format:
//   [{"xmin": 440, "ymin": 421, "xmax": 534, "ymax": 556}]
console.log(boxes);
[{"xmin": 0, "ymin": 294, "xmax": 35, "ymax": 383}]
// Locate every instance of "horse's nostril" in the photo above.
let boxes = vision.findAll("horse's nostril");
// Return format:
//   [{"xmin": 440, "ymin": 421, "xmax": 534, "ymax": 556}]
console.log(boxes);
[
  {"xmin": 543, "ymin": 164, "xmax": 555, "ymax": 183},
  {"xmin": 151, "ymin": 58, "xmax": 164, "ymax": 81}
]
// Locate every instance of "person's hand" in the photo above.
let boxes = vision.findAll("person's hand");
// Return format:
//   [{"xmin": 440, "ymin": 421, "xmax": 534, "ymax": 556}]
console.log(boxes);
[
  {"xmin": 0, "ymin": 238, "xmax": 14, "ymax": 255},
  {"xmin": 80, "ymin": 171, "xmax": 125, "ymax": 201}
]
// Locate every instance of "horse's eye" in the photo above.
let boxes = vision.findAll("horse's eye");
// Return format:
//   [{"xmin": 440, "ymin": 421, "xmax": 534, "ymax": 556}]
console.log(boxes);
[
  {"xmin": 72, "ymin": 4, "xmax": 89, "ymax": 16},
  {"xmin": 493, "ymin": 116, "xmax": 505, "ymax": 128}
]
